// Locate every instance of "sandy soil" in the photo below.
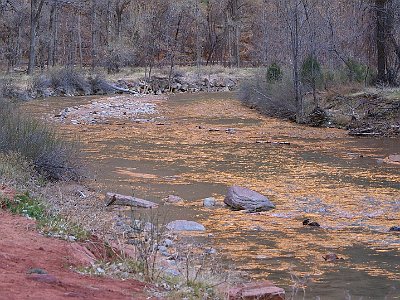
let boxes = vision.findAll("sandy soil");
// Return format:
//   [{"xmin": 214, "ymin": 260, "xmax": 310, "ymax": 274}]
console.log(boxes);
[{"xmin": 0, "ymin": 211, "xmax": 156, "ymax": 300}]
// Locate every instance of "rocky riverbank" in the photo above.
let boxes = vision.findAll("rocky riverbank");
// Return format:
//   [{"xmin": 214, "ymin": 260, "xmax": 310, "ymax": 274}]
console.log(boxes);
[
  {"xmin": 308, "ymin": 88, "xmax": 400, "ymax": 137},
  {"xmin": 1, "ymin": 67, "xmax": 244, "ymax": 102}
]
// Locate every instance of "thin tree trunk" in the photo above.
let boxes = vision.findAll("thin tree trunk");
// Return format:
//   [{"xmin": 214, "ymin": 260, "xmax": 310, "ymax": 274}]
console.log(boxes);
[
  {"xmin": 195, "ymin": 0, "xmax": 201, "ymax": 75},
  {"xmin": 78, "ymin": 12, "xmax": 83, "ymax": 68},
  {"xmin": 28, "ymin": 1, "xmax": 38, "ymax": 74},
  {"xmin": 16, "ymin": 23, "xmax": 22, "ymax": 68},
  {"xmin": 376, "ymin": 0, "xmax": 388, "ymax": 84},
  {"xmin": 28, "ymin": 0, "xmax": 44, "ymax": 75},
  {"xmin": 91, "ymin": 0, "xmax": 97, "ymax": 70},
  {"xmin": 291, "ymin": 0, "xmax": 302, "ymax": 122},
  {"xmin": 262, "ymin": 0, "xmax": 269, "ymax": 66}
]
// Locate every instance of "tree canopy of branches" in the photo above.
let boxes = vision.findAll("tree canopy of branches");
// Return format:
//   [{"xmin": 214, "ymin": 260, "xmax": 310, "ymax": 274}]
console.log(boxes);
[{"xmin": 0, "ymin": 0, "xmax": 399, "ymax": 86}]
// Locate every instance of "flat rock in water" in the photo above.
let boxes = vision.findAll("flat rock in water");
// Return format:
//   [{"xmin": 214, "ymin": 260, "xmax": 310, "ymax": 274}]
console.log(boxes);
[
  {"xmin": 163, "ymin": 195, "xmax": 184, "ymax": 204},
  {"xmin": 227, "ymin": 280, "xmax": 285, "ymax": 300},
  {"xmin": 105, "ymin": 192, "xmax": 158, "ymax": 208},
  {"xmin": 383, "ymin": 155, "xmax": 400, "ymax": 165},
  {"xmin": 166, "ymin": 220, "xmax": 205, "ymax": 231},
  {"xmin": 224, "ymin": 186, "xmax": 275, "ymax": 211}
]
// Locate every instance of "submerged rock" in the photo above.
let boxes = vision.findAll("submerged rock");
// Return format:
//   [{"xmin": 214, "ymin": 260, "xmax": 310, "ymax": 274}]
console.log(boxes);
[
  {"xmin": 227, "ymin": 280, "xmax": 285, "ymax": 300},
  {"xmin": 302, "ymin": 218, "xmax": 320, "ymax": 227},
  {"xmin": 323, "ymin": 253, "xmax": 344, "ymax": 262},
  {"xmin": 166, "ymin": 220, "xmax": 205, "ymax": 231},
  {"xmin": 224, "ymin": 186, "xmax": 275, "ymax": 211},
  {"xmin": 389, "ymin": 226, "xmax": 400, "ymax": 232},
  {"xmin": 383, "ymin": 155, "xmax": 400, "ymax": 165}
]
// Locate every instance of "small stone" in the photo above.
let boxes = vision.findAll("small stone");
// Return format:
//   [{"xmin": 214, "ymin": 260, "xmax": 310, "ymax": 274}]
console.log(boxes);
[
  {"xmin": 203, "ymin": 197, "xmax": 216, "ymax": 207},
  {"xmin": 256, "ymin": 255, "xmax": 268, "ymax": 260},
  {"xmin": 163, "ymin": 239, "xmax": 174, "ymax": 247},
  {"xmin": 67, "ymin": 235, "xmax": 77, "ymax": 242},
  {"xmin": 27, "ymin": 268, "xmax": 48, "ymax": 275},
  {"xmin": 389, "ymin": 226, "xmax": 400, "ymax": 232},
  {"xmin": 158, "ymin": 245, "xmax": 168, "ymax": 253},
  {"xmin": 252, "ymin": 226, "xmax": 263, "ymax": 231},
  {"xmin": 96, "ymin": 267, "xmax": 105, "ymax": 274},
  {"xmin": 204, "ymin": 248, "xmax": 217, "ymax": 255},
  {"xmin": 323, "ymin": 253, "xmax": 343, "ymax": 262},
  {"xmin": 303, "ymin": 218, "xmax": 320, "ymax": 227},
  {"xmin": 163, "ymin": 195, "xmax": 184, "ymax": 204},
  {"xmin": 166, "ymin": 220, "xmax": 205, "ymax": 231}
]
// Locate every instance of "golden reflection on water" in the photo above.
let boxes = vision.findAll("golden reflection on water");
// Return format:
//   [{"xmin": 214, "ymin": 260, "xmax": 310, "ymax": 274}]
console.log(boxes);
[{"xmin": 24, "ymin": 93, "xmax": 400, "ymax": 298}]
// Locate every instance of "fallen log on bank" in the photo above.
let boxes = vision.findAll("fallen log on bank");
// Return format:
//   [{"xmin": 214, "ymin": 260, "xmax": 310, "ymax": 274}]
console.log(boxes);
[
  {"xmin": 110, "ymin": 85, "xmax": 138, "ymax": 95},
  {"xmin": 105, "ymin": 192, "xmax": 158, "ymax": 208},
  {"xmin": 256, "ymin": 140, "xmax": 291, "ymax": 145}
]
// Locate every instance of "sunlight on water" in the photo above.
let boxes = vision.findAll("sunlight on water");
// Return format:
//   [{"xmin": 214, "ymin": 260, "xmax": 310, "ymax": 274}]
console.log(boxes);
[{"xmin": 24, "ymin": 92, "xmax": 400, "ymax": 299}]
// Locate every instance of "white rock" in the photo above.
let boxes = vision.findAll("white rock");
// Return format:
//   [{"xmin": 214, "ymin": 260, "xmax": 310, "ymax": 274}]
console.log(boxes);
[
  {"xmin": 203, "ymin": 197, "xmax": 216, "ymax": 207},
  {"xmin": 166, "ymin": 220, "xmax": 205, "ymax": 231}
]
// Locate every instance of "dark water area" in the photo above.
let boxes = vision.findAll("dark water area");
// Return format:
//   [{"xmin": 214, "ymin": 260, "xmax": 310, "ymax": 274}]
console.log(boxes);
[{"xmin": 24, "ymin": 92, "xmax": 400, "ymax": 299}]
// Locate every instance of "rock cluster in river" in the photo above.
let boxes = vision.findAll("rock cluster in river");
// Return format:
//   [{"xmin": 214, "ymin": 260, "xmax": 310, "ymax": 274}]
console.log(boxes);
[{"xmin": 53, "ymin": 96, "xmax": 157, "ymax": 125}]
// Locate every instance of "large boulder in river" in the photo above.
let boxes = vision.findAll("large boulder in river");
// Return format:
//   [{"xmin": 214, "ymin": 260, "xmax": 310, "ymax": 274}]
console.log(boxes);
[{"xmin": 224, "ymin": 186, "xmax": 275, "ymax": 211}]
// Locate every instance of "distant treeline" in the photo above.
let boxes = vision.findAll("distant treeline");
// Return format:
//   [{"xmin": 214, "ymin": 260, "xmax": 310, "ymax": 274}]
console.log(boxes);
[{"xmin": 0, "ymin": 0, "xmax": 399, "ymax": 85}]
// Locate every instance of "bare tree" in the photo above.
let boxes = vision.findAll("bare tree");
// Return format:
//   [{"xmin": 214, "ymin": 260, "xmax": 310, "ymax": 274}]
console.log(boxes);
[{"xmin": 28, "ymin": 0, "xmax": 45, "ymax": 74}]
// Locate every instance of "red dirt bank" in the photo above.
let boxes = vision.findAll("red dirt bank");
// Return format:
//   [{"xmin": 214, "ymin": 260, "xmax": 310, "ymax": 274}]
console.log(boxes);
[{"xmin": 0, "ymin": 211, "xmax": 153, "ymax": 300}]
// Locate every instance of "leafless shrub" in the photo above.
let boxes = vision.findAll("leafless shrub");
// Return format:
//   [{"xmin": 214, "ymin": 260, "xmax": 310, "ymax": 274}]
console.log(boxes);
[
  {"xmin": 0, "ymin": 78, "xmax": 30, "ymax": 101},
  {"xmin": 0, "ymin": 101, "xmax": 83, "ymax": 181},
  {"xmin": 175, "ymin": 240, "xmax": 224, "ymax": 287},
  {"xmin": 238, "ymin": 70, "xmax": 297, "ymax": 121},
  {"xmin": 105, "ymin": 48, "xmax": 136, "ymax": 74},
  {"xmin": 124, "ymin": 208, "xmax": 165, "ymax": 281},
  {"xmin": 49, "ymin": 68, "xmax": 92, "ymax": 95},
  {"xmin": 31, "ymin": 68, "xmax": 92, "ymax": 97},
  {"xmin": 31, "ymin": 75, "xmax": 52, "ymax": 97},
  {"xmin": 88, "ymin": 75, "xmax": 116, "ymax": 95}
]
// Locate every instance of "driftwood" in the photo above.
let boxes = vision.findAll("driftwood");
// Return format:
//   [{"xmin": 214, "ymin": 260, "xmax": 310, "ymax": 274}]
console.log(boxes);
[
  {"xmin": 105, "ymin": 192, "xmax": 158, "ymax": 208},
  {"xmin": 256, "ymin": 140, "xmax": 291, "ymax": 145},
  {"xmin": 110, "ymin": 85, "xmax": 138, "ymax": 95},
  {"xmin": 348, "ymin": 132, "xmax": 380, "ymax": 136}
]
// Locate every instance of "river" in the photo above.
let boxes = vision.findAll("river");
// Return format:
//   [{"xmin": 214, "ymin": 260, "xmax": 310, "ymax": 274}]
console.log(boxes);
[{"xmin": 24, "ymin": 92, "xmax": 400, "ymax": 299}]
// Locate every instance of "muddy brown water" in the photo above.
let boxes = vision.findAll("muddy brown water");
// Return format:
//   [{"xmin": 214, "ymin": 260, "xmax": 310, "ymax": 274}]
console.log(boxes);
[{"xmin": 24, "ymin": 92, "xmax": 399, "ymax": 299}]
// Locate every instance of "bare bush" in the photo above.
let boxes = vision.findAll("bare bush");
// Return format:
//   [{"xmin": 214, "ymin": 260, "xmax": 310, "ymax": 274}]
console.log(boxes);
[
  {"xmin": 49, "ymin": 68, "xmax": 92, "ymax": 95},
  {"xmin": 125, "ymin": 208, "xmax": 165, "ymax": 281},
  {"xmin": 0, "ymin": 101, "xmax": 83, "ymax": 181},
  {"xmin": 31, "ymin": 68, "xmax": 92, "ymax": 97},
  {"xmin": 238, "ymin": 71, "xmax": 297, "ymax": 121},
  {"xmin": 0, "ymin": 78, "xmax": 30, "ymax": 101},
  {"xmin": 88, "ymin": 75, "xmax": 116, "ymax": 95}
]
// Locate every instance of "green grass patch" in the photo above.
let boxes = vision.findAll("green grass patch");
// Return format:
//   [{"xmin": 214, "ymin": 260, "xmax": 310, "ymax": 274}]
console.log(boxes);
[{"xmin": 1, "ymin": 191, "xmax": 89, "ymax": 241}]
